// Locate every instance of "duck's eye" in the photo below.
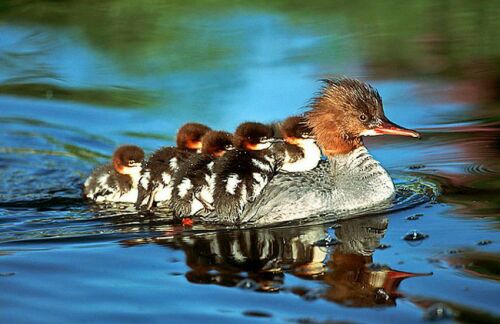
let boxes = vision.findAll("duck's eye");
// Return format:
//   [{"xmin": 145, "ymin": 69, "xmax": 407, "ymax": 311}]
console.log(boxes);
[{"xmin": 359, "ymin": 114, "xmax": 367, "ymax": 122}]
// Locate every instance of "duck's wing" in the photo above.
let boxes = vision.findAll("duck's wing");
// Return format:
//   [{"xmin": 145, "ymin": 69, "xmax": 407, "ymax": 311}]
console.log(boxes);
[{"xmin": 239, "ymin": 161, "xmax": 333, "ymax": 225}]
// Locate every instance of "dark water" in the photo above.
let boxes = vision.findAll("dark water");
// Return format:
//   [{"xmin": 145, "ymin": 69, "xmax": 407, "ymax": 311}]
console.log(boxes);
[{"xmin": 1, "ymin": 1, "xmax": 500, "ymax": 323}]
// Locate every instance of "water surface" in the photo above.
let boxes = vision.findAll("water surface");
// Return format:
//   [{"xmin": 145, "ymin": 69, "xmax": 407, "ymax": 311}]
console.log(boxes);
[{"xmin": 1, "ymin": 1, "xmax": 500, "ymax": 323}]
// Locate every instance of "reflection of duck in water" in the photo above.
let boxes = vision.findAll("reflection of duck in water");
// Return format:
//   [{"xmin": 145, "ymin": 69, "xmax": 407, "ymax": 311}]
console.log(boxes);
[
  {"xmin": 153, "ymin": 215, "xmax": 429, "ymax": 306},
  {"xmin": 319, "ymin": 218, "xmax": 429, "ymax": 307},
  {"xmin": 240, "ymin": 78, "xmax": 421, "ymax": 225}
]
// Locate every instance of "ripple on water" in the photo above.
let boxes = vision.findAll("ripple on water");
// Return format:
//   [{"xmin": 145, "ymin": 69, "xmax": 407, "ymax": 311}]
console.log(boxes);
[
  {"xmin": 0, "ymin": 170, "xmax": 440, "ymax": 247},
  {"xmin": 465, "ymin": 163, "xmax": 500, "ymax": 176}
]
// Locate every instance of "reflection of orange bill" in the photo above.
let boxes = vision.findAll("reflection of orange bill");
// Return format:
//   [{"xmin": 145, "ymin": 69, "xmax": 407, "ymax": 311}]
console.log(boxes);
[{"xmin": 383, "ymin": 269, "xmax": 431, "ymax": 292}]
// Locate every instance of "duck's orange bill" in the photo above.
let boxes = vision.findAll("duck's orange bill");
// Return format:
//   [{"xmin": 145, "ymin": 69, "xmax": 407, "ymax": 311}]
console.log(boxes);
[
  {"xmin": 186, "ymin": 140, "xmax": 203, "ymax": 150},
  {"xmin": 374, "ymin": 120, "xmax": 421, "ymax": 138}
]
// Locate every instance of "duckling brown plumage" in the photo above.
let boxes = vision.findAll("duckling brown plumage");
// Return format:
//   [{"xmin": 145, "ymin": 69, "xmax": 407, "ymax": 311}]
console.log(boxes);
[
  {"xmin": 205, "ymin": 122, "xmax": 281, "ymax": 225},
  {"xmin": 170, "ymin": 131, "xmax": 234, "ymax": 217},
  {"xmin": 136, "ymin": 123, "xmax": 212, "ymax": 210},
  {"xmin": 84, "ymin": 145, "xmax": 144, "ymax": 203}
]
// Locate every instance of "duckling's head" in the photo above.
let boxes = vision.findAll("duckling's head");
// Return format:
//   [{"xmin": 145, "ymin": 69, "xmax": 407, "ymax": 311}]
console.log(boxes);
[
  {"xmin": 281, "ymin": 115, "xmax": 315, "ymax": 146},
  {"xmin": 112, "ymin": 145, "xmax": 144, "ymax": 175},
  {"xmin": 234, "ymin": 122, "xmax": 275, "ymax": 151},
  {"xmin": 176, "ymin": 122, "xmax": 212, "ymax": 152},
  {"xmin": 201, "ymin": 131, "xmax": 235, "ymax": 157}
]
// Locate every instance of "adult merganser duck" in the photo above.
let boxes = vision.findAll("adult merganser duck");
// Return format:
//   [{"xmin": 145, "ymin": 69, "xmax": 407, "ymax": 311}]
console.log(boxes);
[
  {"xmin": 205, "ymin": 122, "xmax": 280, "ymax": 224},
  {"xmin": 83, "ymin": 145, "xmax": 144, "ymax": 203},
  {"xmin": 238, "ymin": 78, "xmax": 420, "ymax": 225},
  {"xmin": 136, "ymin": 122, "xmax": 211, "ymax": 209},
  {"xmin": 279, "ymin": 115, "xmax": 321, "ymax": 173},
  {"xmin": 170, "ymin": 130, "xmax": 234, "ymax": 217}
]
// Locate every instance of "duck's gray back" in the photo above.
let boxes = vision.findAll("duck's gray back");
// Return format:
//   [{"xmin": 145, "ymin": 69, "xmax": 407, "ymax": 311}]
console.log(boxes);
[{"xmin": 240, "ymin": 147, "xmax": 395, "ymax": 225}]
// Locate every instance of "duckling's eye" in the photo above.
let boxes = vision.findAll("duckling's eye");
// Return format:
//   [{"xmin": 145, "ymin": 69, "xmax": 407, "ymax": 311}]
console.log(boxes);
[{"xmin": 359, "ymin": 114, "xmax": 368, "ymax": 122}]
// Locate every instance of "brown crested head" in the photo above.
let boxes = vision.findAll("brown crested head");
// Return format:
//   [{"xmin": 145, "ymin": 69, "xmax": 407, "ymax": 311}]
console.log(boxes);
[
  {"xmin": 281, "ymin": 115, "xmax": 314, "ymax": 144},
  {"xmin": 201, "ymin": 131, "xmax": 235, "ymax": 157},
  {"xmin": 112, "ymin": 145, "xmax": 144, "ymax": 174},
  {"xmin": 234, "ymin": 122, "xmax": 275, "ymax": 150},
  {"xmin": 306, "ymin": 78, "xmax": 420, "ymax": 155},
  {"xmin": 176, "ymin": 122, "xmax": 212, "ymax": 152}
]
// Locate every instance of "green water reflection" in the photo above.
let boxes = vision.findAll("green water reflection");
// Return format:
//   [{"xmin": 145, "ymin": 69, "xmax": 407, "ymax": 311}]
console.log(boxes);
[{"xmin": 2, "ymin": 1, "xmax": 498, "ymax": 77}]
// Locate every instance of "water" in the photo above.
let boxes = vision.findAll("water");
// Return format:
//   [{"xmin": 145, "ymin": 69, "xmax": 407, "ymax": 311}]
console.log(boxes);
[{"xmin": 1, "ymin": 1, "xmax": 499, "ymax": 322}]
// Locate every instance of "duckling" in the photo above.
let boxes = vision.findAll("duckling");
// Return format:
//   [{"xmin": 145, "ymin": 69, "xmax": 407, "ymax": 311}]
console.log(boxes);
[
  {"xmin": 84, "ymin": 145, "xmax": 144, "ymax": 203},
  {"xmin": 279, "ymin": 115, "xmax": 321, "ymax": 172},
  {"xmin": 205, "ymin": 122, "xmax": 280, "ymax": 225},
  {"xmin": 136, "ymin": 122, "xmax": 211, "ymax": 210},
  {"xmin": 170, "ymin": 131, "xmax": 234, "ymax": 218}
]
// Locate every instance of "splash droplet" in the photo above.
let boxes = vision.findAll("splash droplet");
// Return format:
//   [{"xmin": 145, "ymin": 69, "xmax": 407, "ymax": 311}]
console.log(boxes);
[
  {"xmin": 424, "ymin": 303, "xmax": 454, "ymax": 321},
  {"xmin": 407, "ymin": 213, "xmax": 424, "ymax": 220},
  {"xmin": 375, "ymin": 288, "xmax": 390, "ymax": 302},
  {"xmin": 0, "ymin": 272, "xmax": 15, "ymax": 277},
  {"xmin": 314, "ymin": 238, "xmax": 339, "ymax": 247},
  {"xmin": 403, "ymin": 230, "xmax": 429, "ymax": 241},
  {"xmin": 303, "ymin": 288, "xmax": 325, "ymax": 301},
  {"xmin": 242, "ymin": 310, "xmax": 272, "ymax": 318},
  {"xmin": 237, "ymin": 278, "xmax": 260, "ymax": 290},
  {"xmin": 477, "ymin": 240, "xmax": 492, "ymax": 246},
  {"xmin": 315, "ymin": 227, "xmax": 340, "ymax": 246}
]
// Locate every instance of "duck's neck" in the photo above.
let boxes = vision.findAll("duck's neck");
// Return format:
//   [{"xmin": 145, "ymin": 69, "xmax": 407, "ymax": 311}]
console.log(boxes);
[
  {"xmin": 318, "ymin": 136, "xmax": 374, "ymax": 175},
  {"xmin": 326, "ymin": 146, "xmax": 372, "ymax": 176},
  {"xmin": 320, "ymin": 135, "xmax": 363, "ymax": 156}
]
